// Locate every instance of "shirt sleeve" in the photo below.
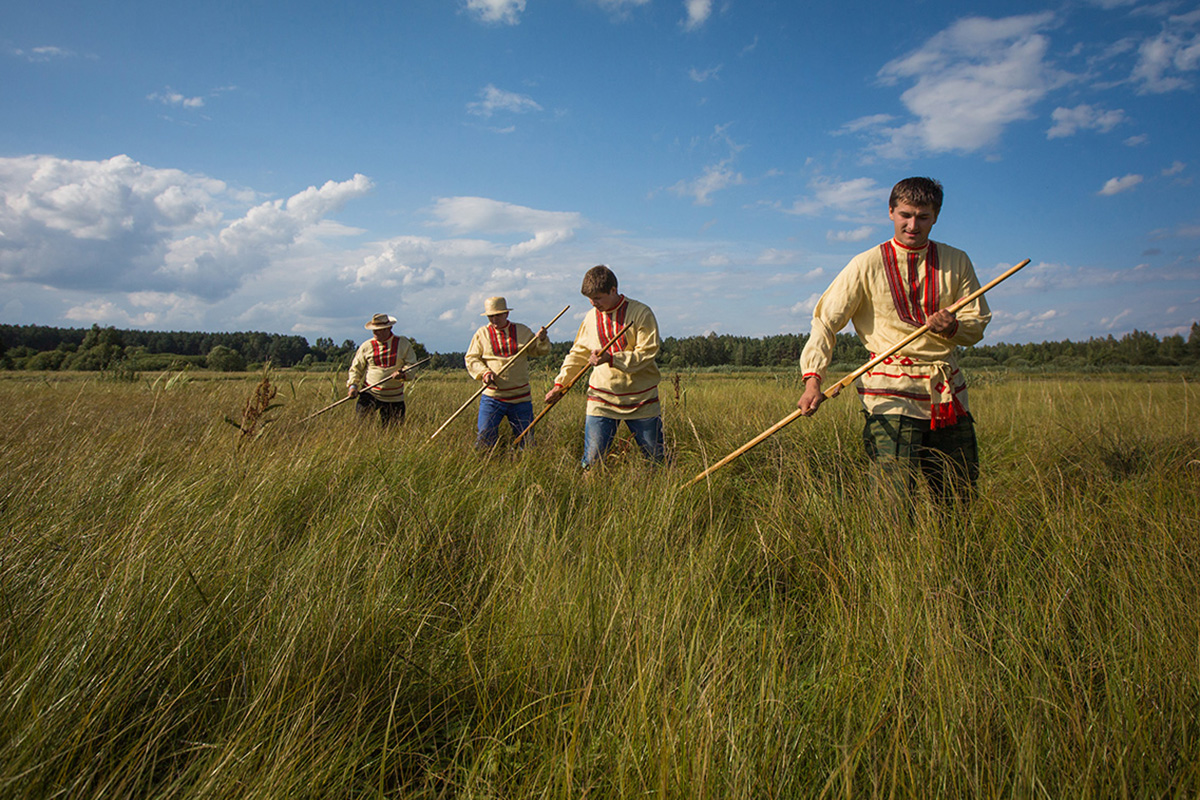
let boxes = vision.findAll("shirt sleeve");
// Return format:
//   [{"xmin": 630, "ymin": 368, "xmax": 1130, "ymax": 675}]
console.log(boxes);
[
  {"xmin": 610, "ymin": 305, "xmax": 659, "ymax": 374},
  {"xmin": 347, "ymin": 343, "xmax": 367, "ymax": 387},
  {"xmin": 945, "ymin": 258, "xmax": 991, "ymax": 347},
  {"xmin": 799, "ymin": 258, "xmax": 865, "ymax": 381},
  {"xmin": 464, "ymin": 330, "xmax": 488, "ymax": 379},
  {"xmin": 553, "ymin": 320, "xmax": 592, "ymax": 387}
]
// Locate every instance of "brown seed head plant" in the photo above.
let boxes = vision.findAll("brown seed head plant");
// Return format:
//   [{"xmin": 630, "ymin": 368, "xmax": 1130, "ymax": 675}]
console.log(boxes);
[{"xmin": 225, "ymin": 362, "xmax": 281, "ymax": 440}]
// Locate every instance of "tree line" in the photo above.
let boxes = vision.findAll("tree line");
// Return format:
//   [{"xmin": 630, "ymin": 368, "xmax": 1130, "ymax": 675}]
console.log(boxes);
[{"xmin": 2, "ymin": 321, "xmax": 1198, "ymax": 373}]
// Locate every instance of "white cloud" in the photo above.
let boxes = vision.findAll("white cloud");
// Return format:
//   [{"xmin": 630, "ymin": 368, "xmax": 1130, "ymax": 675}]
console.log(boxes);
[
  {"xmin": 791, "ymin": 293, "xmax": 822, "ymax": 315},
  {"xmin": 593, "ymin": 0, "xmax": 651, "ymax": 18},
  {"xmin": 1124, "ymin": 133, "xmax": 1150, "ymax": 146},
  {"xmin": 834, "ymin": 113, "xmax": 896, "ymax": 135},
  {"xmin": 428, "ymin": 196, "xmax": 582, "ymax": 257},
  {"xmin": 148, "ymin": 87, "xmax": 205, "ymax": 109},
  {"xmin": 1046, "ymin": 104, "xmax": 1126, "ymax": 138},
  {"xmin": 868, "ymin": 13, "xmax": 1062, "ymax": 156},
  {"xmin": 784, "ymin": 177, "xmax": 886, "ymax": 219},
  {"xmin": 689, "ymin": 65, "xmax": 722, "ymax": 82},
  {"xmin": 467, "ymin": 84, "xmax": 543, "ymax": 117},
  {"xmin": 669, "ymin": 123, "xmax": 747, "ymax": 206},
  {"xmin": 683, "ymin": 0, "xmax": 713, "ymax": 31},
  {"xmin": 1163, "ymin": 160, "xmax": 1186, "ymax": 176},
  {"xmin": 670, "ymin": 159, "xmax": 745, "ymax": 206},
  {"xmin": 1098, "ymin": 174, "xmax": 1143, "ymax": 195},
  {"xmin": 0, "ymin": 154, "xmax": 371, "ymax": 300},
  {"xmin": 755, "ymin": 248, "xmax": 801, "ymax": 265},
  {"xmin": 827, "ymin": 226, "xmax": 876, "ymax": 243},
  {"xmin": 1131, "ymin": 12, "xmax": 1200, "ymax": 93},
  {"xmin": 12, "ymin": 46, "xmax": 79, "ymax": 62},
  {"xmin": 1101, "ymin": 308, "xmax": 1134, "ymax": 329},
  {"xmin": 465, "ymin": 0, "xmax": 524, "ymax": 25}
]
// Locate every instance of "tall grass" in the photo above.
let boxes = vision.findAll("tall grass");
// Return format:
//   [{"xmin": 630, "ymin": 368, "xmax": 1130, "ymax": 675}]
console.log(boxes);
[{"xmin": 1, "ymin": 368, "xmax": 1198, "ymax": 797}]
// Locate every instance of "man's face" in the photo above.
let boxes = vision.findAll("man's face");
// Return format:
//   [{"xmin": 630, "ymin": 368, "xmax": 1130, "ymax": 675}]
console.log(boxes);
[
  {"xmin": 487, "ymin": 312, "xmax": 509, "ymax": 327},
  {"xmin": 889, "ymin": 202, "xmax": 939, "ymax": 249},
  {"xmin": 586, "ymin": 288, "xmax": 621, "ymax": 312},
  {"xmin": 372, "ymin": 326, "xmax": 392, "ymax": 341}
]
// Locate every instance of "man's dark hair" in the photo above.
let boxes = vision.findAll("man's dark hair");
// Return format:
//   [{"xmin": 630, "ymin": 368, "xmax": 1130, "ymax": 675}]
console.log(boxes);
[
  {"xmin": 581, "ymin": 264, "xmax": 618, "ymax": 296},
  {"xmin": 889, "ymin": 177, "xmax": 943, "ymax": 214}
]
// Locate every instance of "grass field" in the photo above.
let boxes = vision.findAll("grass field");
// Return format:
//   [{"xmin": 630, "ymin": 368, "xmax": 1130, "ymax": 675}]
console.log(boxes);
[{"xmin": 2, "ymin": 366, "xmax": 1198, "ymax": 798}]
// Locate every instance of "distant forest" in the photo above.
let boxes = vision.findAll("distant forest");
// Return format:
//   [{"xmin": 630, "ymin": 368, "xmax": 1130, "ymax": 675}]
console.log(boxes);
[{"xmin": 2, "ymin": 321, "xmax": 1199, "ymax": 373}]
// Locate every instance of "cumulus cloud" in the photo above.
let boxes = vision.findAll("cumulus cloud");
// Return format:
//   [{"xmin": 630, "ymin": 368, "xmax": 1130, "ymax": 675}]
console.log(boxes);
[
  {"xmin": 0, "ymin": 154, "xmax": 372, "ymax": 300},
  {"xmin": 863, "ymin": 13, "xmax": 1062, "ymax": 156},
  {"xmin": 344, "ymin": 238, "xmax": 447, "ymax": 291},
  {"xmin": 467, "ymin": 84, "xmax": 543, "ymax": 117},
  {"xmin": 465, "ymin": 0, "xmax": 524, "ymax": 25},
  {"xmin": 428, "ymin": 196, "xmax": 583, "ymax": 258},
  {"xmin": 1098, "ymin": 174, "xmax": 1143, "ymax": 195},
  {"xmin": 1046, "ymin": 104, "xmax": 1126, "ymax": 138},
  {"xmin": 791, "ymin": 293, "xmax": 822, "ymax": 315},
  {"xmin": 683, "ymin": 0, "xmax": 713, "ymax": 31}
]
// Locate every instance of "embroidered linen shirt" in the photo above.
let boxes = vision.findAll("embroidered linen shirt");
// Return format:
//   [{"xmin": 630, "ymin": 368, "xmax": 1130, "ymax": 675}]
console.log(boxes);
[
  {"xmin": 465, "ymin": 322, "xmax": 551, "ymax": 403},
  {"xmin": 347, "ymin": 334, "xmax": 417, "ymax": 403},
  {"xmin": 799, "ymin": 239, "xmax": 991, "ymax": 426},
  {"xmin": 554, "ymin": 296, "xmax": 661, "ymax": 420}
]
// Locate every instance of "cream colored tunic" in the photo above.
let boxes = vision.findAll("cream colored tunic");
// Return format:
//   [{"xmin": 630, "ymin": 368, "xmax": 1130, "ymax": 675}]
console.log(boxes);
[
  {"xmin": 800, "ymin": 239, "xmax": 991, "ymax": 424},
  {"xmin": 464, "ymin": 322, "xmax": 551, "ymax": 403},
  {"xmin": 554, "ymin": 297, "xmax": 661, "ymax": 420},
  {"xmin": 347, "ymin": 334, "xmax": 417, "ymax": 402}
]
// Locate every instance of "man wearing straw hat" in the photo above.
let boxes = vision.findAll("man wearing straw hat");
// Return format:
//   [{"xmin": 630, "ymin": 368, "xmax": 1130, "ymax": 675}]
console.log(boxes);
[
  {"xmin": 796, "ymin": 177, "xmax": 991, "ymax": 504},
  {"xmin": 347, "ymin": 313, "xmax": 418, "ymax": 427},
  {"xmin": 465, "ymin": 296, "xmax": 551, "ymax": 448},
  {"xmin": 545, "ymin": 265, "xmax": 665, "ymax": 468}
]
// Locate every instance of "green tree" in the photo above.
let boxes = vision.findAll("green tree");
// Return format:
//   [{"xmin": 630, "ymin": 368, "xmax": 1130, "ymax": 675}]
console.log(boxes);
[{"xmin": 207, "ymin": 345, "xmax": 247, "ymax": 372}]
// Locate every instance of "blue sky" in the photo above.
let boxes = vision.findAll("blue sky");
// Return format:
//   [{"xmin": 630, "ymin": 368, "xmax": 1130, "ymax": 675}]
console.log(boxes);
[{"xmin": 2, "ymin": 0, "xmax": 1198, "ymax": 352}]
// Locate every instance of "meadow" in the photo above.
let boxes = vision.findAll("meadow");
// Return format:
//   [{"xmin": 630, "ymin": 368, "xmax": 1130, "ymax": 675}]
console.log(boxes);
[{"xmin": 1, "ymin": 366, "xmax": 1198, "ymax": 798}]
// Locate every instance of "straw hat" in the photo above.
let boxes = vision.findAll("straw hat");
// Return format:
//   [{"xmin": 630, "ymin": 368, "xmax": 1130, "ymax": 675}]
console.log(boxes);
[
  {"xmin": 481, "ymin": 297, "xmax": 513, "ymax": 316},
  {"xmin": 364, "ymin": 313, "xmax": 397, "ymax": 330}
]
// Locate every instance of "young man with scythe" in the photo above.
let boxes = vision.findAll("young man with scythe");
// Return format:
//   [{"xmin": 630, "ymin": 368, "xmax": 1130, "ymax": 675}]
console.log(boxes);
[
  {"xmin": 544, "ymin": 265, "xmax": 665, "ymax": 468},
  {"xmin": 797, "ymin": 177, "xmax": 991, "ymax": 505},
  {"xmin": 347, "ymin": 313, "xmax": 418, "ymax": 428},
  {"xmin": 465, "ymin": 296, "xmax": 551, "ymax": 449}
]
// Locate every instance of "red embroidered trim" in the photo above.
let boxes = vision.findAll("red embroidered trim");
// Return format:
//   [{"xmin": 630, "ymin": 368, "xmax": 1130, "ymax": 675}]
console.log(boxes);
[
  {"xmin": 585, "ymin": 393, "xmax": 660, "ymax": 409},
  {"xmin": 370, "ymin": 336, "xmax": 399, "ymax": 368},
  {"xmin": 586, "ymin": 384, "xmax": 658, "ymax": 398},
  {"xmin": 486, "ymin": 323, "xmax": 519, "ymax": 357},
  {"xmin": 880, "ymin": 241, "xmax": 939, "ymax": 327},
  {"xmin": 596, "ymin": 299, "xmax": 628, "ymax": 351}
]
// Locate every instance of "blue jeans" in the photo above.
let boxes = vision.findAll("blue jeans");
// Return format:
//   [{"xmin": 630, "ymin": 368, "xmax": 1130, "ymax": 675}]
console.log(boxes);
[
  {"xmin": 582, "ymin": 415, "xmax": 665, "ymax": 468},
  {"xmin": 477, "ymin": 395, "xmax": 535, "ymax": 448}
]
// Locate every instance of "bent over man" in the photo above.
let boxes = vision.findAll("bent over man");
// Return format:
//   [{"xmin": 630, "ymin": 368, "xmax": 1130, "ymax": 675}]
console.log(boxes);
[
  {"xmin": 465, "ymin": 296, "xmax": 550, "ymax": 448},
  {"xmin": 545, "ymin": 265, "xmax": 665, "ymax": 468},
  {"xmin": 347, "ymin": 313, "xmax": 417, "ymax": 427},
  {"xmin": 797, "ymin": 177, "xmax": 991, "ymax": 505}
]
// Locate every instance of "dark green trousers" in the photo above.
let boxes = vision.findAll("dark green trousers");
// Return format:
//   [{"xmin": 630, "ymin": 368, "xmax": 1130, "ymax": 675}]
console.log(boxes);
[{"xmin": 862, "ymin": 412, "xmax": 978, "ymax": 506}]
